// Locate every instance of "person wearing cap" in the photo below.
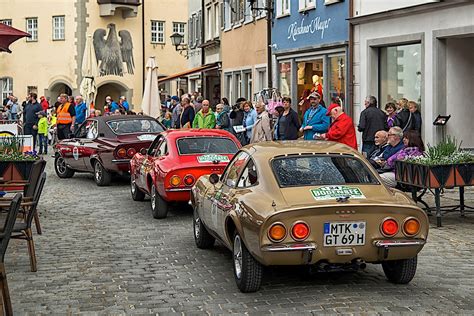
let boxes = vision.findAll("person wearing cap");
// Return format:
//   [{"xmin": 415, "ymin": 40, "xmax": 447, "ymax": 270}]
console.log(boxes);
[
  {"xmin": 119, "ymin": 96, "xmax": 130, "ymax": 112},
  {"xmin": 105, "ymin": 96, "xmax": 119, "ymax": 112},
  {"xmin": 317, "ymin": 103, "xmax": 357, "ymax": 150},
  {"xmin": 37, "ymin": 111, "xmax": 49, "ymax": 154},
  {"xmin": 299, "ymin": 92, "xmax": 330, "ymax": 140}
]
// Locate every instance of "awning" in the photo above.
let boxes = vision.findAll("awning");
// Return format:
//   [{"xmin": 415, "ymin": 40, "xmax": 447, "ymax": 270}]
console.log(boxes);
[
  {"xmin": 158, "ymin": 63, "xmax": 219, "ymax": 83},
  {"xmin": 0, "ymin": 23, "xmax": 30, "ymax": 53}
]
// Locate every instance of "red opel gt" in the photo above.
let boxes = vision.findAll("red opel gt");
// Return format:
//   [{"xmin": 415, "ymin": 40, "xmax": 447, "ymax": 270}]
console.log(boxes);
[
  {"xmin": 130, "ymin": 129, "xmax": 241, "ymax": 219},
  {"xmin": 54, "ymin": 115, "xmax": 165, "ymax": 186}
]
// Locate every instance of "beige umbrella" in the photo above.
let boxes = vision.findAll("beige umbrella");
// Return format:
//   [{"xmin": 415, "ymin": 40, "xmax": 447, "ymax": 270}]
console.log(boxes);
[
  {"xmin": 141, "ymin": 56, "xmax": 160, "ymax": 118},
  {"xmin": 80, "ymin": 34, "xmax": 99, "ymax": 116}
]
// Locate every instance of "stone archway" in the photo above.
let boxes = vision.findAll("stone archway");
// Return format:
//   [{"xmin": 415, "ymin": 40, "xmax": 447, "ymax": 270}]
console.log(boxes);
[
  {"xmin": 46, "ymin": 81, "xmax": 73, "ymax": 101},
  {"xmin": 96, "ymin": 81, "xmax": 130, "ymax": 112}
]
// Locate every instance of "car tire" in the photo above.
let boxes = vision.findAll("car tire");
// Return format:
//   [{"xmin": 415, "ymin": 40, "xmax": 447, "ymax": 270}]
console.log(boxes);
[
  {"xmin": 233, "ymin": 232, "xmax": 262, "ymax": 293},
  {"xmin": 94, "ymin": 160, "xmax": 112, "ymax": 186},
  {"xmin": 130, "ymin": 177, "xmax": 145, "ymax": 201},
  {"xmin": 54, "ymin": 156, "xmax": 75, "ymax": 178},
  {"xmin": 193, "ymin": 206, "xmax": 215, "ymax": 249},
  {"xmin": 150, "ymin": 184, "xmax": 168, "ymax": 219},
  {"xmin": 382, "ymin": 256, "xmax": 418, "ymax": 284}
]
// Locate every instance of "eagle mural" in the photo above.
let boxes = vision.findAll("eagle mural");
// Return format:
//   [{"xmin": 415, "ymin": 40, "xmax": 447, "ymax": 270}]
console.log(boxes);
[{"xmin": 93, "ymin": 23, "xmax": 135, "ymax": 77}]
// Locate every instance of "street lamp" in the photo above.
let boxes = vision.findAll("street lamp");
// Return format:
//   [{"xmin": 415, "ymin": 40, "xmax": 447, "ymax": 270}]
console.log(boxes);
[{"xmin": 170, "ymin": 32, "xmax": 188, "ymax": 58}]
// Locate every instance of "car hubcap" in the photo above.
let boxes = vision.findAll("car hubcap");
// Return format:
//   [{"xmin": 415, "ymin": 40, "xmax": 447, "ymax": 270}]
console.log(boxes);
[
  {"xmin": 233, "ymin": 235, "xmax": 242, "ymax": 279},
  {"xmin": 131, "ymin": 179, "xmax": 136, "ymax": 194},
  {"xmin": 151, "ymin": 185, "xmax": 156, "ymax": 210},
  {"xmin": 194, "ymin": 215, "xmax": 201, "ymax": 239},
  {"xmin": 57, "ymin": 158, "xmax": 66, "ymax": 174},
  {"xmin": 95, "ymin": 163, "xmax": 102, "ymax": 181}
]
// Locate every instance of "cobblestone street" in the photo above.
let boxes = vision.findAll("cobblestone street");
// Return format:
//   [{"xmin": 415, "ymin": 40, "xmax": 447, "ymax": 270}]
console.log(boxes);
[{"xmin": 5, "ymin": 156, "xmax": 474, "ymax": 315}]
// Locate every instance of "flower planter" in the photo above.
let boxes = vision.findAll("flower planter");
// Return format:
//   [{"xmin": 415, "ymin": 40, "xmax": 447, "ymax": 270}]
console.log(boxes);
[{"xmin": 0, "ymin": 160, "xmax": 36, "ymax": 182}]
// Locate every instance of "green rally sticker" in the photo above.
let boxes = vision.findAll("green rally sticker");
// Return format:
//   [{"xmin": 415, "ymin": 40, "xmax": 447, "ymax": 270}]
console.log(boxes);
[
  {"xmin": 310, "ymin": 186, "xmax": 366, "ymax": 200},
  {"xmin": 197, "ymin": 154, "xmax": 230, "ymax": 163}
]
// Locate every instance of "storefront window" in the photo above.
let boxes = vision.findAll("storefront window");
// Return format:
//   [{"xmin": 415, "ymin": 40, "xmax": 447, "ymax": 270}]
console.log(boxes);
[
  {"xmin": 279, "ymin": 62, "xmax": 292, "ymax": 97},
  {"xmin": 379, "ymin": 43, "xmax": 422, "ymax": 107},
  {"xmin": 296, "ymin": 59, "xmax": 323, "ymax": 117},
  {"xmin": 328, "ymin": 55, "xmax": 345, "ymax": 108}
]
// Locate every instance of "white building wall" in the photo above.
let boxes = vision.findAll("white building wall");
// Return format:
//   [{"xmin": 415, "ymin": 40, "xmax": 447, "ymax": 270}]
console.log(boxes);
[
  {"xmin": 353, "ymin": 0, "xmax": 440, "ymax": 17},
  {"xmin": 353, "ymin": 3, "xmax": 474, "ymax": 147}
]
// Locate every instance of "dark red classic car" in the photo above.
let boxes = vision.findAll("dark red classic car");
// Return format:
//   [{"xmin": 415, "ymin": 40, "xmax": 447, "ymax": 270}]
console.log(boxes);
[
  {"xmin": 130, "ymin": 129, "xmax": 241, "ymax": 219},
  {"xmin": 54, "ymin": 115, "xmax": 165, "ymax": 186}
]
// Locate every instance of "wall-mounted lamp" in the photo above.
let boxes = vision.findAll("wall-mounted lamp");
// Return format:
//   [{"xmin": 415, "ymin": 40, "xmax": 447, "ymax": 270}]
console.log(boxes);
[{"xmin": 170, "ymin": 33, "xmax": 188, "ymax": 59}]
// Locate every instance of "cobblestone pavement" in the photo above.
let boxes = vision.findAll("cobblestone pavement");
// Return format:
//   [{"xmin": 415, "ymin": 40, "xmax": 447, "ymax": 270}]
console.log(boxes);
[{"xmin": 5, "ymin": 155, "xmax": 474, "ymax": 315}]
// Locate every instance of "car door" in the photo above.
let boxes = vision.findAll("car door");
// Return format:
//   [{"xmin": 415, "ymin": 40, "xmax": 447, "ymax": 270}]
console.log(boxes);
[
  {"xmin": 77, "ymin": 120, "xmax": 98, "ymax": 171},
  {"xmin": 61, "ymin": 122, "xmax": 91, "ymax": 170},
  {"xmin": 137, "ymin": 135, "xmax": 162, "ymax": 191},
  {"xmin": 204, "ymin": 151, "xmax": 250, "ymax": 238}
]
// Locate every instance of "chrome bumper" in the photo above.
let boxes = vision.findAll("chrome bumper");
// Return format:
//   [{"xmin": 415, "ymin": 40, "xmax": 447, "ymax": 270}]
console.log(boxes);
[
  {"xmin": 165, "ymin": 187, "xmax": 192, "ymax": 192},
  {"xmin": 262, "ymin": 243, "xmax": 317, "ymax": 252},
  {"xmin": 373, "ymin": 239, "xmax": 426, "ymax": 247},
  {"xmin": 111, "ymin": 159, "xmax": 130, "ymax": 164}
]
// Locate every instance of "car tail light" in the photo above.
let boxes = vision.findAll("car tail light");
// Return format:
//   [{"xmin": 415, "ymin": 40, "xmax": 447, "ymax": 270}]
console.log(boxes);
[
  {"xmin": 127, "ymin": 148, "xmax": 137, "ymax": 158},
  {"xmin": 291, "ymin": 222, "xmax": 310, "ymax": 241},
  {"xmin": 403, "ymin": 217, "xmax": 420, "ymax": 236},
  {"xmin": 117, "ymin": 148, "xmax": 127, "ymax": 158},
  {"xmin": 268, "ymin": 223, "xmax": 286, "ymax": 242},
  {"xmin": 381, "ymin": 218, "xmax": 399, "ymax": 237},
  {"xmin": 170, "ymin": 175, "xmax": 181, "ymax": 187},
  {"xmin": 183, "ymin": 175, "xmax": 195, "ymax": 186}
]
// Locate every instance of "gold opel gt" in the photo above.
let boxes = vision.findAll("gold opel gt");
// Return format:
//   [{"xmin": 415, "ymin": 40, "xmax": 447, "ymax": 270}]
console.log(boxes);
[{"xmin": 191, "ymin": 141, "xmax": 429, "ymax": 292}]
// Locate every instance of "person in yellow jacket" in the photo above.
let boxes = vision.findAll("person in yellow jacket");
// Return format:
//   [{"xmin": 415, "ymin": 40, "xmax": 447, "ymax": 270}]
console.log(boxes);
[
  {"xmin": 192, "ymin": 100, "xmax": 216, "ymax": 129},
  {"xmin": 48, "ymin": 110, "xmax": 57, "ymax": 145},
  {"xmin": 37, "ymin": 111, "xmax": 49, "ymax": 154}
]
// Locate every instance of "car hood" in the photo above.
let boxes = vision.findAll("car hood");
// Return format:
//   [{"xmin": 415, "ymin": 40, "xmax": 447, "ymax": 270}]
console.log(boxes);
[{"xmin": 277, "ymin": 184, "xmax": 408, "ymax": 208}]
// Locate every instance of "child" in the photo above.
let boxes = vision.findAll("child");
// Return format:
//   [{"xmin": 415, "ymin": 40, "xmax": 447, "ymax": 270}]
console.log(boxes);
[
  {"xmin": 162, "ymin": 111, "xmax": 172, "ymax": 129},
  {"xmin": 37, "ymin": 111, "xmax": 49, "ymax": 154}
]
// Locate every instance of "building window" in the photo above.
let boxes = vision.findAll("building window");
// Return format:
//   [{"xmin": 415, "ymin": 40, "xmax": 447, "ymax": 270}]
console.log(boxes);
[
  {"xmin": 296, "ymin": 59, "xmax": 323, "ymax": 116},
  {"xmin": 0, "ymin": 77, "xmax": 13, "ymax": 101},
  {"xmin": 230, "ymin": 0, "xmax": 245, "ymax": 25},
  {"xmin": 243, "ymin": 71, "xmax": 253, "ymax": 101},
  {"xmin": 256, "ymin": 68, "xmax": 267, "ymax": 92},
  {"xmin": 234, "ymin": 72, "xmax": 242, "ymax": 100},
  {"xmin": 276, "ymin": 0, "xmax": 290, "ymax": 17},
  {"xmin": 26, "ymin": 18, "xmax": 38, "ymax": 42},
  {"xmin": 328, "ymin": 55, "xmax": 346, "ymax": 108},
  {"xmin": 52, "ymin": 16, "xmax": 65, "ymax": 40},
  {"xmin": 225, "ymin": 73, "xmax": 233, "ymax": 104},
  {"xmin": 196, "ymin": 11, "xmax": 202, "ymax": 46},
  {"xmin": 173, "ymin": 22, "xmax": 185, "ymax": 44},
  {"xmin": 279, "ymin": 62, "xmax": 292, "ymax": 98},
  {"xmin": 299, "ymin": 0, "xmax": 315, "ymax": 11},
  {"xmin": 325, "ymin": 0, "xmax": 343, "ymax": 5},
  {"xmin": 27, "ymin": 86, "xmax": 38, "ymax": 94},
  {"xmin": 206, "ymin": 6, "xmax": 212, "ymax": 41},
  {"xmin": 188, "ymin": 17, "xmax": 193, "ymax": 47},
  {"xmin": 214, "ymin": 2, "xmax": 220, "ymax": 38},
  {"xmin": 0, "ymin": 19, "xmax": 12, "ymax": 26},
  {"xmin": 379, "ymin": 43, "xmax": 422, "ymax": 107},
  {"xmin": 151, "ymin": 21, "xmax": 165, "ymax": 44}
]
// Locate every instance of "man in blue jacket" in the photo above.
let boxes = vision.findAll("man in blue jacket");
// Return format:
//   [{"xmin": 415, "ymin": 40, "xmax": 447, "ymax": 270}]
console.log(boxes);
[{"xmin": 299, "ymin": 92, "xmax": 330, "ymax": 140}]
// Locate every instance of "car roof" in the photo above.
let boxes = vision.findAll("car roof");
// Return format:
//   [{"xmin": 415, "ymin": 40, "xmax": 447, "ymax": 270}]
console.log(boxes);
[
  {"xmin": 243, "ymin": 141, "xmax": 363, "ymax": 159},
  {"xmin": 161, "ymin": 129, "xmax": 237, "ymax": 140},
  {"xmin": 95, "ymin": 115, "xmax": 157, "ymax": 122}
]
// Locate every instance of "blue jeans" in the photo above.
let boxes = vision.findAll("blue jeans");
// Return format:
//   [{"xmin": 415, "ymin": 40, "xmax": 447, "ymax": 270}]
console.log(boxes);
[
  {"xmin": 38, "ymin": 134, "xmax": 48, "ymax": 154},
  {"xmin": 362, "ymin": 141, "xmax": 375, "ymax": 156}
]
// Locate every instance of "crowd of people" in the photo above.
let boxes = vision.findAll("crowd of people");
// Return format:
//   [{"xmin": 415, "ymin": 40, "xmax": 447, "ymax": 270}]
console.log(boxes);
[{"xmin": 3, "ymin": 90, "xmax": 425, "ymax": 188}]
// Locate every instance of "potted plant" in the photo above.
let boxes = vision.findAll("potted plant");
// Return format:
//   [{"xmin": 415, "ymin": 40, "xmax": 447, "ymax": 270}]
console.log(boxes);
[
  {"xmin": 396, "ymin": 136, "xmax": 474, "ymax": 189},
  {"xmin": 0, "ymin": 136, "xmax": 41, "ymax": 182}
]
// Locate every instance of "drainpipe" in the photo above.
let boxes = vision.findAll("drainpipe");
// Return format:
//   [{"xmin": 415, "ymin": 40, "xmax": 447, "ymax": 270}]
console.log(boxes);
[
  {"xmin": 266, "ymin": 0, "xmax": 273, "ymax": 89},
  {"xmin": 348, "ymin": 0, "xmax": 354, "ymax": 118},
  {"xmin": 142, "ymin": 0, "xmax": 146, "ymax": 94},
  {"xmin": 201, "ymin": 0, "xmax": 206, "ymax": 95}
]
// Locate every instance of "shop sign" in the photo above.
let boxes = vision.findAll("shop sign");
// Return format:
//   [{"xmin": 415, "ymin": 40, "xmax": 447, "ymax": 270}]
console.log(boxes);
[{"xmin": 287, "ymin": 16, "xmax": 332, "ymax": 42}]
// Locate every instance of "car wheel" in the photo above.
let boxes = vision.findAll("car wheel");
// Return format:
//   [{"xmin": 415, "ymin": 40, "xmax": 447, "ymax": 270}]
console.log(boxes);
[
  {"xmin": 94, "ymin": 160, "xmax": 111, "ymax": 186},
  {"xmin": 150, "ymin": 184, "xmax": 168, "ymax": 219},
  {"xmin": 382, "ymin": 256, "xmax": 418, "ymax": 284},
  {"xmin": 233, "ymin": 232, "xmax": 262, "ymax": 293},
  {"xmin": 130, "ymin": 176, "xmax": 145, "ymax": 201},
  {"xmin": 54, "ymin": 156, "xmax": 75, "ymax": 178},
  {"xmin": 193, "ymin": 206, "xmax": 215, "ymax": 249}
]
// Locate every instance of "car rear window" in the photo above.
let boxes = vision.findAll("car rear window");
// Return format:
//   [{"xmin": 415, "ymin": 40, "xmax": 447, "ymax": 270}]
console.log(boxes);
[
  {"xmin": 106, "ymin": 119, "xmax": 164, "ymax": 135},
  {"xmin": 177, "ymin": 137, "xmax": 239, "ymax": 155},
  {"xmin": 272, "ymin": 155, "xmax": 378, "ymax": 187}
]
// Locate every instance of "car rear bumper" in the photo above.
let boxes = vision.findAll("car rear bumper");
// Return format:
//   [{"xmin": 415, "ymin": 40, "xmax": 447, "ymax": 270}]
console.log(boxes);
[
  {"xmin": 163, "ymin": 188, "xmax": 191, "ymax": 202},
  {"xmin": 110, "ymin": 159, "xmax": 131, "ymax": 172}
]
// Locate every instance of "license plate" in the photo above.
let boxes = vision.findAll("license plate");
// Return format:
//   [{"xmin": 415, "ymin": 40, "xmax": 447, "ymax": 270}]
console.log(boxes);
[{"xmin": 323, "ymin": 221, "xmax": 366, "ymax": 247}]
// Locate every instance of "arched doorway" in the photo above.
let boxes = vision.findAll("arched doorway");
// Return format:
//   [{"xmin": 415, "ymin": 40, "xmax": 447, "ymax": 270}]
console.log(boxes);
[
  {"xmin": 96, "ymin": 81, "xmax": 129, "ymax": 112},
  {"xmin": 48, "ymin": 82, "xmax": 72, "ymax": 100}
]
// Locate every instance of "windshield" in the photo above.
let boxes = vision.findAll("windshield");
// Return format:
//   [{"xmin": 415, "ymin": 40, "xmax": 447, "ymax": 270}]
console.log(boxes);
[
  {"xmin": 177, "ymin": 137, "xmax": 239, "ymax": 155},
  {"xmin": 272, "ymin": 155, "xmax": 378, "ymax": 187},
  {"xmin": 106, "ymin": 119, "xmax": 164, "ymax": 135}
]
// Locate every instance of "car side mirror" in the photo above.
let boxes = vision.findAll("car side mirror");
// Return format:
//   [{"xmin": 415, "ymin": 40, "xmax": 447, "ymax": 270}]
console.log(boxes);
[
  {"xmin": 140, "ymin": 148, "xmax": 147, "ymax": 155},
  {"xmin": 209, "ymin": 173, "xmax": 220, "ymax": 185}
]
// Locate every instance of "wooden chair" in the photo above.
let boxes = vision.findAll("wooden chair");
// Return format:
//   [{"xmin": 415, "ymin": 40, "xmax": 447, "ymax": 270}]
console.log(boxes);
[
  {"xmin": 0, "ymin": 193, "xmax": 22, "ymax": 316},
  {"xmin": 0, "ymin": 173, "xmax": 46, "ymax": 273},
  {"xmin": 0, "ymin": 159, "xmax": 46, "ymax": 235}
]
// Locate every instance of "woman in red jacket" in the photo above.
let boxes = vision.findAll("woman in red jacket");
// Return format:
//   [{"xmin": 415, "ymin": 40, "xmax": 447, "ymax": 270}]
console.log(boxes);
[{"xmin": 317, "ymin": 103, "xmax": 357, "ymax": 150}]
